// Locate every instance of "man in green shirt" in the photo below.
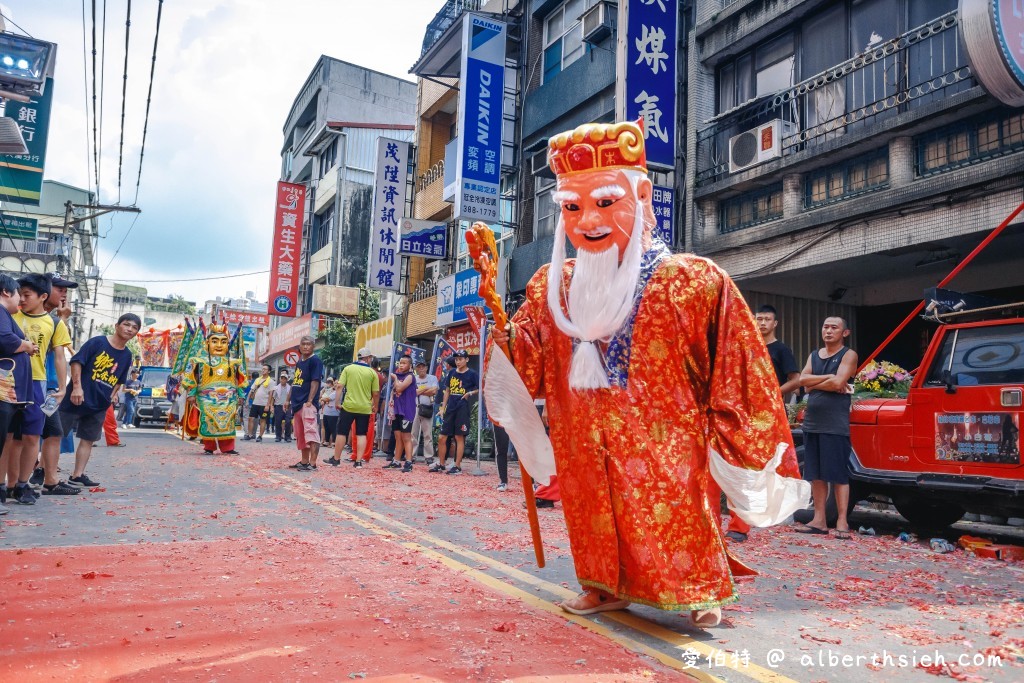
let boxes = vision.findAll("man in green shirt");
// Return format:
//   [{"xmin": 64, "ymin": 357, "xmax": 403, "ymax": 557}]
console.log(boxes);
[{"xmin": 325, "ymin": 347, "xmax": 380, "ymax": 468}]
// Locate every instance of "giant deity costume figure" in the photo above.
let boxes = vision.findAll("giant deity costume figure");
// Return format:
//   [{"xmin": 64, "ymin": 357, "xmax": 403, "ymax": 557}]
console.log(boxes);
[
  {"xmin": 180, "ymin": 321, "xmax": 247, "ymax": 454},
  {"xmin": 485, "ymin": 120, "xmax": 810, "ymax": 626}
]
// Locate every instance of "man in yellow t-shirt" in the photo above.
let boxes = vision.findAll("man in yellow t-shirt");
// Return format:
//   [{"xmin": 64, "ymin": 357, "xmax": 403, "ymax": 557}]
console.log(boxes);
[{"xmin": 0, "ymin": 274, "xmax": 71, "ymax": 503}]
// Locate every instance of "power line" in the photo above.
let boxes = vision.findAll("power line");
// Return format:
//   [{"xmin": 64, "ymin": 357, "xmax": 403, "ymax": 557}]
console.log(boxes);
[
  {"xmin": 112, "ymin": 269, "xmax": 271, "ymax": 283},
  {"xmin": 90, "ymin": 0, "xmax": 100, "ymax": 194},
  {"xmin": 115, "ymin": 0, "xmax": 132, "ymax": 203},
  {"xmin": 0, "ymin": 11, "xmax": 34, "ymax": 38},
  {"xmin": 80, "ymin": 0, "xmax": 94, "ymax": 201},
  {"xmin": 98, "ymin": 0, "xmax": 108, "ymax": 198},
  {"xmin": 133, "ymin": 0, "xmax": 163, "ymax": 206},
  {"xmin": 99, "ymin": 210, "xmax": 139, "ymax": 277}
]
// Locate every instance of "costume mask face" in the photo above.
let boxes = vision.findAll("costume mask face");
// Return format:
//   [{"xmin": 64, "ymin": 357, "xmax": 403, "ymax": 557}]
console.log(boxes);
[
  {"xmin": 207, "ymin": 334, "xmax": 229, "ymax": 357},
  {"xmin": 556, "ymin": 169, "xmax": 654, "ymax": 257}
]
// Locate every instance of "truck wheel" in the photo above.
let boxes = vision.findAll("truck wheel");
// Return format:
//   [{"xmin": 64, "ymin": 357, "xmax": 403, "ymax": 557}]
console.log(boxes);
[
  {"xmin": 892, "ymin": 496, "xmax": 965, "ymax": 529},
  {"xmin": 133, "ymin": 416, "xmax": 141, "ymax": 428}
]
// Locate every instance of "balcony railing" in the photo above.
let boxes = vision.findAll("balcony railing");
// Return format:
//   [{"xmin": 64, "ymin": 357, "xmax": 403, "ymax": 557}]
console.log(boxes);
[
  {"xmin": 417, "ymin": 158, "xmax": 444, "ymax": 192},
  {"xmin": 0, "ymin": 237, "xmax": 69, "ymax": 256},
  {"xmin": 420, "ymin": 0, "xmax": 482, "ymax": 58},
  {"xmin": 696, "ymin": 10, "xmax": 972, "ymax": 187}
]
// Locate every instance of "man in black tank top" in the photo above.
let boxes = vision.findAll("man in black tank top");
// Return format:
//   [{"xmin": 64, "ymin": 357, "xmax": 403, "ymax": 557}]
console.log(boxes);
[{"xmin": 796, "ymin": 316, "xmax": 859, "ymax": 539}]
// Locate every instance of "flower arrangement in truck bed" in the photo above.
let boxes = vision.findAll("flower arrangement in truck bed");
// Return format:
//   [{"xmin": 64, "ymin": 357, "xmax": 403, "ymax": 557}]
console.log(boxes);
[{"xmin": 853, "ymin": 360, "xmax": 912, "ymax": 398}]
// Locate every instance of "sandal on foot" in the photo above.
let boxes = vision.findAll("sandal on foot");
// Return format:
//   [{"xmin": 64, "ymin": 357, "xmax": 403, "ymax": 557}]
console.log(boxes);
[
  {"xmin": 834, "ymin": 529, "xmax": 852, "ymax": 540},
  {"xmin": 559, "ymin": 589, "xmax": 630, "ymax": 615},
  {"xmin": 794, "ymin": 524, "xmax": 829, "ymax": 535}
]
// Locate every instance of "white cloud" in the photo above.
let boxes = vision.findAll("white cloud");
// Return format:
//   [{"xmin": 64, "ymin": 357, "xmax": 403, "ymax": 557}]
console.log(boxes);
[{"xmin": 7, "ymin": 0, "xmax": 442, "ymax": 302}]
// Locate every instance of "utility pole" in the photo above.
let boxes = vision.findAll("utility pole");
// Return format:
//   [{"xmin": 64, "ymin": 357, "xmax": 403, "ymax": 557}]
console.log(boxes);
[{"xmin": 63, "ymin": 200, "xmax": 142, "ymax": 347}]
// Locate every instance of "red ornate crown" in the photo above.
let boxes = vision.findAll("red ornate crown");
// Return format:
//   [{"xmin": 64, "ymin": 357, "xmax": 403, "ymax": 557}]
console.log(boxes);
[{"xmin": 547, "ymin": 119, "xmax": 647, "ymax": 177}]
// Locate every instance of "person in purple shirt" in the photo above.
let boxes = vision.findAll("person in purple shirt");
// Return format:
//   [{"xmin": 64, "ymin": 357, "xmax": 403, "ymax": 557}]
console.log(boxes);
[
  {"xmin": 0, "ymin": 273, "xmax": 38, "ymax": 506},
  {"xmin": 383, "ymin": 355, "xmax": 417, "ymax": 473}
]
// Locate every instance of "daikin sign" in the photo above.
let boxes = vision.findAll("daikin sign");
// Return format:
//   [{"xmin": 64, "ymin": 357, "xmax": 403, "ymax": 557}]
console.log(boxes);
[{"xmin": 454, "ymin": 14, "xmax": 506, "ymax": 223}]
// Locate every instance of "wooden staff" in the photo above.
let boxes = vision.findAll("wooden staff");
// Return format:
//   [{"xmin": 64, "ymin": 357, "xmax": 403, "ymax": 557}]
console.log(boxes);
[{"xmin": 466, "ymin": 222, "xmax": 545, "ymax": 568}]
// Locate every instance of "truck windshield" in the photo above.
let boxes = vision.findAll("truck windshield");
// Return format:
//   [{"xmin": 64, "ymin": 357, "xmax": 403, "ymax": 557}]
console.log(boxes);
[{"xmin": 140, "ymin": 368, "xmax": 171, "ymax": 388}]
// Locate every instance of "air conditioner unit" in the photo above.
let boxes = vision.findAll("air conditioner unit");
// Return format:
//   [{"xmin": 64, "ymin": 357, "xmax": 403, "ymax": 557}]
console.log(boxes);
[
  {"xmin": 582, "ymin": 1, "xmax": 616, "ymax": 45},
  {"xmin": 728, "ymin": 119, "xmax": 798, "ymax": 173},
  {"xmin": 530, "ymin": 148, "xmax": 553, "ymax": 178}
]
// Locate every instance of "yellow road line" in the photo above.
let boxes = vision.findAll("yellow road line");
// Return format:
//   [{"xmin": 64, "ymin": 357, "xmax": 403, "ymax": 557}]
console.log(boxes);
[{"xmin": 243, "ymin": 459, "xmax": 795, "ymax": 683}]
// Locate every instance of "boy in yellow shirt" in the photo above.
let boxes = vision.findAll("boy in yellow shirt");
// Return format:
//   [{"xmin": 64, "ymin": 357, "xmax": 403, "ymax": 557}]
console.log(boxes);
[{"xmin": 1, "ymin": 274, "xmax": 71, "ymax": 503}]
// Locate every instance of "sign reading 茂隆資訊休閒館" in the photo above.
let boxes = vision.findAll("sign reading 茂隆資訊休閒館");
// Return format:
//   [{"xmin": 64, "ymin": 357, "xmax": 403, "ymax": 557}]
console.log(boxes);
[
  {"xmin": 268, "ymin": 181, "xmax": 306, "ymax": 318},
  {"xmin": 652, "ymin": 185, "xmax": 674, "ymax": 246},
  {"xmin": 399, "ymin": 218, "xmax": 447, "ymax": 260},
  {"xmin": 454, "ymin": 14, "xmax": 506, "ymax": 223},
  {"xmin": 368, "ymin": 137, "xmax": 409, "ymax": 293},
  {"xmin": 0, "ymin": 77, "xmax": 55, "ymax": 206},
  {"xmin": 623, "ymin": 0, "xmax": 677, "ymax": 170}
]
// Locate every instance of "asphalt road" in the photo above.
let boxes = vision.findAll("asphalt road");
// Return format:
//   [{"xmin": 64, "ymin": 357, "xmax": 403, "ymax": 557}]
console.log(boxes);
[{"xmin": 1, "ymin": 426, "xmax": 1022, "ymax": 682}]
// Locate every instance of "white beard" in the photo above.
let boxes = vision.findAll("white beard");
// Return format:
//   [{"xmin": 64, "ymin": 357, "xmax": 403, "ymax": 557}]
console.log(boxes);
[{"xmin": 546, "ymin": 187, "xmax": 646, "ymax": 390}]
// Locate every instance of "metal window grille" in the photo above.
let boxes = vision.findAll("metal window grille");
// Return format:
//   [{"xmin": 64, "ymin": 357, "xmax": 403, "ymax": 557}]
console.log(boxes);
[
  {"xmin": 719, "ymin": 183, "xmax": 783, "ymax": 233},
  {"xmin": 915, "ymin": 109, "xmax": 1024, "ymax": 177},
  {"xmin": 804, "ymin": 148, "xmax": 889, "ymax": 208}
]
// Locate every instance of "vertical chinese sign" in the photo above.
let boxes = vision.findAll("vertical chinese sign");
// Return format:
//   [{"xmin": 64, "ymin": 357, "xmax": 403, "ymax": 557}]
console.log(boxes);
[
  {"xmin": 624, "ymin": 0, "xmax": 677, "ymax": 169},
  {"xmin": 269, "ymin": 181, "xmax": 306, "ymax": 317},
  {"xmin": 454, "ymin": 14, "xmax": 506, "ymax": 222},
  {"xmin": 651, "ymin": 185, "xmax": 674, "ymax": 246},
  {"xmin": 0, "ymin": 77, "xmax": 55, "ymax": 205},
  {"xmin": 368, "ymin": 137, "xmax": 409, "ymax": 293}
]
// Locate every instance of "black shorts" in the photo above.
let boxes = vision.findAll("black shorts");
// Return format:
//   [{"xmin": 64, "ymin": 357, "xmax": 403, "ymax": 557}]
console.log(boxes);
[
  {"xmin": 251, "ymin": 404, "xmax": 268, "ymax": 419},
  {"xmin": 802, "ymin": 432, "xmax": 851, "ymax": 485},
  {"xmin": 42, "ymin": 407, "xmax": 63, "ymax": 439},
  {"xmin": 338, "ymin": 408, "xmax": 371, "ymax": 437},
  {"xmin": 391, "ymin": 416, "xmax": 413, "ymax": 433},
  {"xmin": 59, "ymin": 409, "xmax": 106, "ymax": 444},
  {"xmin": 0, "ymin": 401, "xmax": 24, "ymax": 443},
  {"xmin": 440, "ymin": 401, "xmax": 470, "ymax": 437}
]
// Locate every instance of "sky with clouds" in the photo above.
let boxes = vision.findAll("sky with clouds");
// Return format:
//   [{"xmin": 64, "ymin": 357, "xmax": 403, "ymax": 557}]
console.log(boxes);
[{"xmin": 6, "ymin": 0, "xmax": 443, "ymax": 304}]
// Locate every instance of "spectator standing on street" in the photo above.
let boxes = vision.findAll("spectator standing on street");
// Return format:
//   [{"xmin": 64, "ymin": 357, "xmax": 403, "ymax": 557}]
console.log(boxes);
[
  {"xmin": 121, "ymin": 370, "xmax": 142, "ymax": 428},
  {"xmin": 432, "ymin": 349, "xmax": 478, "ymax": 475},
  {"xmin": 796, "ymin": 316, "xmax": 858, "ymax": 539},
  {"xmin": 2, "ymin": 273, "xmax": 71, "ymax": 504},
  {"xmin": 288, "ymin": 336, "xmax": 323, "ymax": 471},
  {"xmin": 0, "ymin": 273, "xmax": 38, "ymax": 506},
  {"xmin": 410, "ymin": 359, "xmax": 437, "ymax": 466},
  {"xmin": 34, "ymin": 272, "xmax": 78, "ymax": 495},
  {"xmin": 58, "ymin": 314, "xmax": 141, "ymax": 488},
  {"xmin": 270, "ymin": 372, "xmax": 292, "ymax": 442},
  {"xmin": 383, "ymin": 355, "xmax": 416, "ymax": 472},
  {"xmin": 756, "ymin": 305, "xmax": 801, "ymax": 402},
  {"xmin": 245, "ymin": 364, "xmax": 273, "ymax": 442},
  {"xmin": 493, "ymin": 423, "xmax": 510, "ymax": 492},
  {"xmin": 320, "ymin": 378, "xmax": 339, "ymax": 447},
  {"xmin": 326, "ymin": 347, "xmax": 380, "ymax": 467}
]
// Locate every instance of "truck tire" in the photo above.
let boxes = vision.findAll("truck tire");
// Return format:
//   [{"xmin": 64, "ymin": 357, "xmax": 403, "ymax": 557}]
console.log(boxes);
[
  {"xmin": 133, "ymin": 415, "xmax": 141, "ymax": 428},
  {"xmin": 892, "ymin": 496, "xmax": 964, "ymax": 529}
]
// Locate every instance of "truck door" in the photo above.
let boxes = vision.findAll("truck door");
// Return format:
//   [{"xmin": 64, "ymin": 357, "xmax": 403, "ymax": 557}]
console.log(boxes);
[{"xmin": 914, "ymin": 322, "xmax": 1024, "ymax": 477}]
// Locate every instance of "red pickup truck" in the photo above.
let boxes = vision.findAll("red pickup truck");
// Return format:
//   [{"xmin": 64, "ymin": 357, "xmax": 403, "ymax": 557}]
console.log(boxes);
[{"xmin": 847, "ymin": 308, "xmax": 1023, "ymax": 527}]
